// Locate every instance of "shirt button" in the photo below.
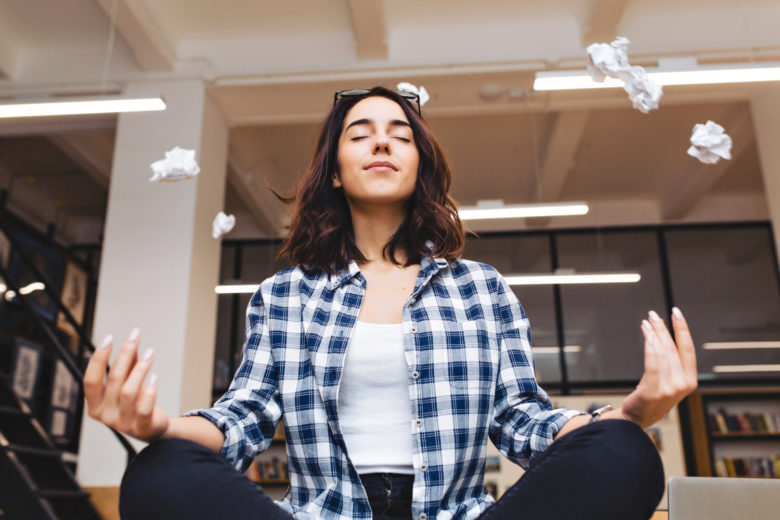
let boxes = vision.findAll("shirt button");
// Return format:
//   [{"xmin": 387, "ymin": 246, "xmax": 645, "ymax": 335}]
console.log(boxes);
[
  {"xmin": 420, "ymin": 463, "xmax": 428, "ymax": 471},
  {"xmin": 414, "ymin": 419, "xmax": 423, "ymax": 428},
  {"xmin": 411, "ymin": 370, "xmax": 420, "ymax": 380},
  {"xmin": 419, "ymin": 514, "xmax": 427, "ymax": 520},
  {"xmin": 410, "ymin": 326, "xmax": 417, "ymax": 333}
]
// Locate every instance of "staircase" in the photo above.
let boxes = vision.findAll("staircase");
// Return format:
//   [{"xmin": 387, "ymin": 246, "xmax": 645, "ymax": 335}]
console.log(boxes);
[
  {"xmin": 0, "ymin": 370, "xmax": 101, "ymax": 519},
  {"xmin": 0, "ymin": 208, "xmax": 136, "ymax": 519}
]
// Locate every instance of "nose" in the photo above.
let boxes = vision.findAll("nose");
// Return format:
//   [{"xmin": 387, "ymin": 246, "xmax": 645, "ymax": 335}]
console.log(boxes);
[{"xmin": 373, "ymin": 133, "xmax": 390, "ymax": 153}]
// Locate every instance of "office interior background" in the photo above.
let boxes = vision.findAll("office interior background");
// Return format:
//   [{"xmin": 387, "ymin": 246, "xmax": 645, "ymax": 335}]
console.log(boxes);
[{"xmin": 0, "ymin": 1, "xmax": 779, "ymax": 518}]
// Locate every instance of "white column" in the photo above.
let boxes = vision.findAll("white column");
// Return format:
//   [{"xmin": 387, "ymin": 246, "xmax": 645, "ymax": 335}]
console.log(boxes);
[
  {"xmin": 751, "ymin": 85, "xmax": 780, "ymax": 273},
  {"xmin": 77, "ymin": 80, "xmax": 228, "ymax": 486}
]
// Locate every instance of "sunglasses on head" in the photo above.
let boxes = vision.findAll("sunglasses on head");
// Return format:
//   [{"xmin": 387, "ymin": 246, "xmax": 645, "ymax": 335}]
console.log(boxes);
[{"xmin": 333, "ymin": 89, "xmax": 422, "ymax": 117}]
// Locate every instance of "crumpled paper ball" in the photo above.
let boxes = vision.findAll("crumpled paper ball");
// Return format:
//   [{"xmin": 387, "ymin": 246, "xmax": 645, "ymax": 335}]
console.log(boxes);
[
  {"xmin": 396, "ymin": 82, "xmax": 430, "ymax": 107},
  {"xmin": 687, "ymin": 121, "xmax": 732, "ymax": 164},
  {"xmin": 149, "ymin": 146, "xmax": 201, "ymax": 182},
  {"xmin": 586, "ymin": 36, "xmax": 663, "ymax": 113},
  {"xmin": 212, "ymin": 211, "xmax": 236, "ymax": 239}
]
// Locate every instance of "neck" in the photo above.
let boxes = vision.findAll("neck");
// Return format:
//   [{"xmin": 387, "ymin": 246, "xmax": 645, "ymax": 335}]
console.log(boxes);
[{"xmin": 349, "ymin": 202, "xmax": 408, "ymax": 264}]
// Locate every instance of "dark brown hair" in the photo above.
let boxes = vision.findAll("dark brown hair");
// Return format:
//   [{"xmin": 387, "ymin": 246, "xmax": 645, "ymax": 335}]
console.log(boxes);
[{"xmin": 277, "ymin": 86, "xmax": 465, "ymax": 273}]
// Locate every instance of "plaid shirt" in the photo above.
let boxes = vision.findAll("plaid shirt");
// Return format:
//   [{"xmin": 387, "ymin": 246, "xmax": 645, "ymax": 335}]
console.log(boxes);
[{"xmin": 188, "ymin": 256, "xmax": 582, "ymax": 520}]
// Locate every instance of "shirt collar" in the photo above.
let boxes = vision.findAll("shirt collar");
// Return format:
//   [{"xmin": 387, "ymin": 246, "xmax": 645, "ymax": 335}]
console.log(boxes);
[{"xmin": 326, "ymin": 254, "xmax": 450, "ymax": 292}]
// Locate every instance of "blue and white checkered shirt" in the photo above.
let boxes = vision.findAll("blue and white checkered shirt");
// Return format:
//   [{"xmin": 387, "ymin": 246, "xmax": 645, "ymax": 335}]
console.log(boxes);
[{"xmin": 187, "ymin": 256, "xmax": 583, "ymax": 519}]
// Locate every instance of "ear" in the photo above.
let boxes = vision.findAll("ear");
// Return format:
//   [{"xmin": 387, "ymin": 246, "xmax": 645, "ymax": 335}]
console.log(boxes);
[{"xmin": 332, "ymin": 174, "xmax": 342, "ymax": 188}]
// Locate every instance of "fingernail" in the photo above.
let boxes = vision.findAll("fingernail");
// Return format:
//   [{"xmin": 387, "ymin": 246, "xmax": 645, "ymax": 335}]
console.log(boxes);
[
  {"xmin": 147, "ymin": 373, "xmax": 157, "ymax": 388},
  {"xmin": 672, "ymin": 307, "xmax": 683, "ymax": 320},
  {"xmin": 129, "ymin": 327, "xmax": 141, "ymax": 342},
  {"xmin": 98, "ymin": 334, "xmax": 113, "ymax": 350},
  {"xmin": 642, "ymin": 319, "xmax": 652, "ymax": 330},
  {"xmin": 648, "ymin": 310, "xmax": 661, "ymax": 323},
  {"xmin": 142, "ymin": 348, "xmax": 154, "ymax": 362}
]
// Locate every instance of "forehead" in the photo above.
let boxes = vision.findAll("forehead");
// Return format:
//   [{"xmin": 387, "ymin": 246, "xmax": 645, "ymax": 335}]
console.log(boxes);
[{"xmin": 343, "ymin": 96, "xmax": 409, "ymax": 125}]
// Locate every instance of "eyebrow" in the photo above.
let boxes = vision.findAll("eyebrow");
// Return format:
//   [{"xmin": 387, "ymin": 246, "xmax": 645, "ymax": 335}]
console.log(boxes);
[{"xmin": 344, "ymin": 118, "xmax": 411, "ymax": 131}]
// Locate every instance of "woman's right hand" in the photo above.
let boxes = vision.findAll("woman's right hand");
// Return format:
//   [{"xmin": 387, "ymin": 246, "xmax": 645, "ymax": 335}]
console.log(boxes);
[{"xmin": 83, "ymin": 329, "xmax": 170, "ymax": 443}]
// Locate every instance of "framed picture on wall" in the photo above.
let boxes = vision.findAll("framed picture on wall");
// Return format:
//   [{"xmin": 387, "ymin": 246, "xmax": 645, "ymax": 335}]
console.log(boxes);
[
  {"xmin": 11, "ymin": 338, "xmax": 43, "ymax": 411},
  {"xmin": 56, "ymin": 260, "xmax": 88, "ymax": 339}
]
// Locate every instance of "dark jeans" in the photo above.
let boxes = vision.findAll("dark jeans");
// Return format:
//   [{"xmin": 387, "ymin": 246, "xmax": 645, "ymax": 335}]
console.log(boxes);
[{"xmin": 119, "ymin": 419, "xmax": 664, "ymax": 520}]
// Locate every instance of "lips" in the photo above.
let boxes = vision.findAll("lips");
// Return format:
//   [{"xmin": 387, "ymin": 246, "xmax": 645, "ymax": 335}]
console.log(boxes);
[{"xmin": 365, "ymin": 161, "xmax": 398, "ymax": 171}]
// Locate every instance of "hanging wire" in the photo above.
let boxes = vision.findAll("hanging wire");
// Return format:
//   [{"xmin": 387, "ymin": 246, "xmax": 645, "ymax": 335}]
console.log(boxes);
[
  {"xmin": 100, "ymin": 0, "xmax": 120, "ymax": 95},
  {"xmin": 525, "ymin": 95, "xmax": 543, "ymax": 203}
]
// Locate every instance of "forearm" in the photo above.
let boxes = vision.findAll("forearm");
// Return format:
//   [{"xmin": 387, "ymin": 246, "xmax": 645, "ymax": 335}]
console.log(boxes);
[
  {"xmin": 554, "ymin": 409, "xmax": 628, "ymax": 440},
  {"xmin": 159, "ymin": 416, "xmax": 226, "ymax": 453}
]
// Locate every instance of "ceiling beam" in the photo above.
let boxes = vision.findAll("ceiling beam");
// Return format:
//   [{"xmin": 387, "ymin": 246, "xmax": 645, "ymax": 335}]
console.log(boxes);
[
  {"xmin": 47, "ymin": 132, "xmax": 113, "ymax": 190},
  {"xmin": 93, "ymin": 0, "xmax": 175, "ymax": 70},
  {"xmin": 661, "ymin": 113, "xmax": 754, "ymax": 220},
  {"xmin": 582, "ymin": 0, "xmax": 629, "ymax": 46},
  {"xmin": 227, "ymin": 150, "xmax": 285, "ymax": 236},
  {"xmin": 346, "ymin": 0, "xmax": 388, "ymax": 60},
  {"xmin": 537, "ymin": 110, "xmax": 591, "ymax": 202}
]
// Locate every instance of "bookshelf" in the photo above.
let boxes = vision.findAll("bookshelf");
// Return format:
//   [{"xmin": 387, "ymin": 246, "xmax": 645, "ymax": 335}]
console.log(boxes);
[
  {"xmin": 685, "ymin": 387, "xmax": 780, "ymax": 478},
  {"xmin": 245, "ymin": 420, "xmax": 290, "ymax": 493}
]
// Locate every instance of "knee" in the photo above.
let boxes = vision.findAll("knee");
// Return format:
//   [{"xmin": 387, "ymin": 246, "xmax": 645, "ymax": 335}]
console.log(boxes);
[
  {"xmin": 120, "ymin": 438, "xmax": 215, "ymax": 516},
  {"xmin": 590, "ymin": 420, "xmax": 665, "ymax": 496}
]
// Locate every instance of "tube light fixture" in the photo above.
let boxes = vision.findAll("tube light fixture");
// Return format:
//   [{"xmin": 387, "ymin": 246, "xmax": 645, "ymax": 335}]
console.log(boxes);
[
  {"xmin": 458, "ymin": 202, "xmax": 589, "ymax": 220},
  {"xmin": 0, "ymin": 94, "xmax": 166, "ymax": 118},
  {"xmin": 703, "ymin": 341, "xmax": 780, "ymax": 350},
  {"xmin": 712, "ymin": 364, "xmax": 780, "ymax": 373},
  {"xmin": 531, "ymin": 346, "xmax": 582, "ymax": 355},
  {"xmin": 534, "ymin": 63, "xmax": 780, "ymax": 91},
  {"xmin": 504, "ymin": 272, "xmax": 641, "ymax": 285},
  {"xmin": 216, "ymin": 284, "xmax": 260, "ymax": 294}
]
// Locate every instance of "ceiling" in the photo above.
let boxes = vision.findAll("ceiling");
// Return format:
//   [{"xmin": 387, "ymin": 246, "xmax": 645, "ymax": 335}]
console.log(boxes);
[{"xmin": 0, "ymin": 0, "xmax": 778, "ymax": 242}]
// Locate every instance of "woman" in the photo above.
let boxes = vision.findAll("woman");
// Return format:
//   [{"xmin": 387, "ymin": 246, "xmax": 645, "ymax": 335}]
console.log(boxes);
[{"xmin": 84, "ymin": 86, "xmax": 698, "ymax": 520}]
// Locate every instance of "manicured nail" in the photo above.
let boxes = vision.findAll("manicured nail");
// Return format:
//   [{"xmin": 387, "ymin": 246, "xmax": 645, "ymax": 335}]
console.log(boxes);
[
  {"xmin": 142, "ymin": 348, "xmax": 154, "ymax": 362},
  {"xmin": 672, "ymin": 307, "xmax": 683, "ymax": 320},
  {"xmin": 648, "ymin": 310, "xmax": 661, "ymax": 323},
  {"xmin": 147, "ymin": 373, "xmax": 157, "ymax": 388},
  {"xmin": 129, "ymin": 327, "xmax": 141, "ymax": 342},
  {"xmin": 98, "ymin": 334, "xmax": 113, "ymax": 350},
  {"xmin": 642, "ymin": 319, "xmax": 652, "ymax": 331}
]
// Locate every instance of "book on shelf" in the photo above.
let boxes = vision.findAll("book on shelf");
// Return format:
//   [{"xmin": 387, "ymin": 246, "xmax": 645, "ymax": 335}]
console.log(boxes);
[
  {"xmin": 245, "ymin": 456, "xmax": 290, "ymax": 483},
  {"xmin": 715, "ymin": 456, "xmax": 779, "ymax": 478},
  {"xmin": 709, "ymin": 409, "xmax": 780, "ymax": 435}
]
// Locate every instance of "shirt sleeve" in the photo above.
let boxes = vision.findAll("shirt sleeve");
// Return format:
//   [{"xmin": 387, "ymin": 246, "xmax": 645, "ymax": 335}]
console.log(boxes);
[
  {"xmin": 182, "ymin": 282, "xmax": 282, "ymax": 472},
  {"xmin": 488, "ymin": 270, "xmax": 584, "ymax": 468}
]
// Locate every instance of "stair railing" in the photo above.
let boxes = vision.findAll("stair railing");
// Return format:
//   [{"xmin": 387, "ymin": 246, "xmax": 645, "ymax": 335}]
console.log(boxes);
[{"xmin": 0, "ymin": 211, "xmax": 137, "ymax": 465}]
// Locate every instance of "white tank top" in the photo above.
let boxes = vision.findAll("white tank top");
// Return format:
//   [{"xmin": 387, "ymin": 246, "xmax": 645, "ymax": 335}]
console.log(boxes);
[{"xmin": 337, "ymin": 321, "xmax": 414, "ymax": 475}]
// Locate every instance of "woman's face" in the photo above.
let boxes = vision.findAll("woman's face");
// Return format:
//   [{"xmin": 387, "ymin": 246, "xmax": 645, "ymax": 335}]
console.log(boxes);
[{"xmin": 334, "ymin": 96, "xmax": 420, "ymax": 210}]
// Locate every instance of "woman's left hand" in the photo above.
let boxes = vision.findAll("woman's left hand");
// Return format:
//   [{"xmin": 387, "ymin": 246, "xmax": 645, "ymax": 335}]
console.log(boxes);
[{"xmin": 621, "ymin": 308, "xmax": 698, "ymax": 429}]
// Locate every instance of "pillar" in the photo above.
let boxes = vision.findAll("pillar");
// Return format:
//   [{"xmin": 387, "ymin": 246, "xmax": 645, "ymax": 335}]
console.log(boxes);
[{"xmin": 76, "ymin": 79, "xmax": 228, "ymax": 485}]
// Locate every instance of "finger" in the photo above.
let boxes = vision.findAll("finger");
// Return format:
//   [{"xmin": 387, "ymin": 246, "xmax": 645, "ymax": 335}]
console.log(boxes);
[
  {"xmin": 134, "ymin": 374, "xmax": 158, "ymax": 435},
  {"xmin": 641, "ymin": 320, "xmax": 661, "ymax": 382},
  {"xmin": 102, "ymin": 328, "xmax": 141, "ymax": 408},
  {"xmin": 83, "ymin": 334, "xmax": 114, "ymax": 413},
  {"xmin": 670, "ymin": 306, "xmax": 698, "ymax": 380},
  {"xmin": 648, "ymin": 310, "xmax": 676, "ymax": 354},
  {"xmin": 118, "ymin": 348, "xmax": 155, "ymax": 426}
]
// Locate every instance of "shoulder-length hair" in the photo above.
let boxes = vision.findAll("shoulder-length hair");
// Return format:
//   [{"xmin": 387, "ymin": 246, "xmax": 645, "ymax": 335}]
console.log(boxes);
[{"xmin": 277, "ymin": 86, "xmax": 465, "ymax": 273}]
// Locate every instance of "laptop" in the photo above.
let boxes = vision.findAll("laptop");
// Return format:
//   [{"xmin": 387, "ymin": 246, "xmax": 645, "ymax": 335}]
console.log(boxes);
[{"xmin": 668, "ymin": 477, "xmax": 780, "ymax": 519}]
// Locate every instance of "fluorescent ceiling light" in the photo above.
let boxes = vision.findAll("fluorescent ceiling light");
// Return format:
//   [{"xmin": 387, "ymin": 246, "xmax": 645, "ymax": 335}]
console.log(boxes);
[
  {"xmin": 216, "ymin": 284, "xmax": 260, "ymax": 294},
  {"xmin": 712, "ymin": 364, "xmax": 780, "ymax": 373},
  {"xmin": 220, "ymin": 271, "xmax": 639, "ymax": 293},
  {"xmin": 534, "ymin": 63, "xmax": 780, "ymax": 91},
  {"xmin": 458, "ymin": 202, "xmax": 588, "ymax": 220},
  {"xmin": 0, "ymin": 94, "xmax": 166, "ymax": 118},
  {"xmin": 532, "ymin": 345, "xmax": 582, "ymax": 355},
  {"xmin": 505, "ymin": 272, "xmax": 641, "ymax": 285},
  {"xmin": 703, "ymin": 341, "xmax": 780, "ymax": 350}
]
